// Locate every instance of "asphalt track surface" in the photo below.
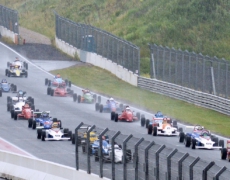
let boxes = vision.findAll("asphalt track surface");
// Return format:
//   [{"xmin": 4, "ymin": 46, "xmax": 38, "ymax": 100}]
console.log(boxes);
[{"xmin": 0, "ymin": 42, "xmax": 230, "ymax": 178}]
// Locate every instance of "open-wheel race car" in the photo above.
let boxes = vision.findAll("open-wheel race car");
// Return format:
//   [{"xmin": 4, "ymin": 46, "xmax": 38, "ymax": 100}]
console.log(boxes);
[
  {"xmin": 7, "ymin": 58, "xmax": 28, "ymax": 70},
  {"xmin": 113, "ymin": 106, "xmax": 140, "ymax": 122},
  {"xmin": 221, "ymin": 140, "xmax": 230, "ymax": 162},
  {"xmin": 12, "ymin": 103, "xmax": 36, "ymax": 120},
  {"xmin": 5, "ymin": 65, "xmax": 28, "ymax": 78},
  {"xmin": 0, "ymin": 79, "xmax": 17, "ymax": 93},
  {"xmin": 47, "ymin": 83, "xmax": 74, "ymax": 97},
  {"xmin": 147, "ymin": 116, "xmax": 180, "ymax": 136},
  {"xmin": 179, "ymin": 125, "xmax": 224, "ymax": 150},
  {"xmin": 73, "ymin": 89, "xmax": 101, "ymax": 104},
  {"xmin": 38, "ymin": 122, "xmax": 72, "ymax": 141},
  {"xmin": 45, "ymin": 75, "xmax": 71, "ymax": 88},
  {"xmin": 95, "ymin": 98, "xmax": 123, "ymax": 114}
]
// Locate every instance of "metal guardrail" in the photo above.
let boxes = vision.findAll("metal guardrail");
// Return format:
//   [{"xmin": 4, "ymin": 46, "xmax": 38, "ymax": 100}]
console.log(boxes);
[
  {"xmin": 0, "ymin": 5, "xmax": 19, "ymax": 34},
  {"xmin": 74, "ymin": 123, "xmax": 229, "ymax": 180},
  {"xmin": 54, "ymin": 12, "xmax": 140, "ymax": 74},
  {"xmin": 138, "ymin": 76, "xmax": 230, "ymax": 116}
]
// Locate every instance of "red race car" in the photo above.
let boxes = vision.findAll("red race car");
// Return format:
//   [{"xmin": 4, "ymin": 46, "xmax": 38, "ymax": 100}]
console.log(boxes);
[
  {"xmin": 47, "ymin": 84, "xmax": 74, "ymax": 97},
  {"xmin": 13, "ymin": 103, "xmax": 35, "ymax": 120},
  {"xmin": 114, "ymin": 106, "xmax": 139, "ymax": 122}
]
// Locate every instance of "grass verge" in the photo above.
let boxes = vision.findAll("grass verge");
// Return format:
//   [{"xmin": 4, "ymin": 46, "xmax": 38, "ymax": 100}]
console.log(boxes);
[{"xmin": 50, "ymin": 65, "xmax": 230, "ymax": 138}]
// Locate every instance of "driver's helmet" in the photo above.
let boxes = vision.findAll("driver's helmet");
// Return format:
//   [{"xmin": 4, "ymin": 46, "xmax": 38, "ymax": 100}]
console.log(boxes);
[
  {"xmin": 126, "ymin": 106, "xmax": 130, "ymax": 111},
  {"xmin": 1, "ymin": 79, "xmax": 7, "ymax": 83},
  {"xmin": 41, "ymin": 112, "xmax": 49, "ymax": 118},
  {"xmin": 196, "ymin": 126, "xmax": 204, "ymax": 131},
  {"xmin": 109, "ymin": 98, "xmax": 114, "ymax": 101},
  {"xmin": 56, "ymin": 74, "xmax": 60, "ymax": 78},
  {"xmin": 114, "ymin": 144, "xmax": 119, "ymax": 149},
  {"xmin": 18, "ymin": 90, "xmax": 24, "ymax": 96},
  {"xmin": 52, "ymin": 122, "xmax": 59, "ymax": 128},
  {"xmin": 24, "ymin": 104, "xmax": 29, "ymax": 108}
]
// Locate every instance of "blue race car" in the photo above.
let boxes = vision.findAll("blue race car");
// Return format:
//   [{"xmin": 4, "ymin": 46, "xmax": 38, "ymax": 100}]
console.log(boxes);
[
  {"xmin": 0, "ymin": 79, "xmax": 17, "ymax": 92},
  {"xmin": 95, "ymin": 98, "xmax": 123, "ymax": 113}
]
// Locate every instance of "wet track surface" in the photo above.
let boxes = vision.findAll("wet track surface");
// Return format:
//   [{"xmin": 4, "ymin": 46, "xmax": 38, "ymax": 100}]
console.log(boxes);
[{"xmin": 0, "ymin": 42, "xmax": 230, "ymax": 179}]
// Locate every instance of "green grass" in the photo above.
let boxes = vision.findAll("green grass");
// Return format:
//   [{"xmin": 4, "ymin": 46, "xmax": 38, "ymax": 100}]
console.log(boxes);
[
  {"xmin": 51, "ymin": 65, "xmax": 230, "ymax": 138},
  {"xmin": 2, "ymin": 0, "xmax": 230, "ymax": 75}
]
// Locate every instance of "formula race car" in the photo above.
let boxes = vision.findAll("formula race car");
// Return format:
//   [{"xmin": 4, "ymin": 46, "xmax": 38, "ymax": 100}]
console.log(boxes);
[
  {"xmin": 221, "ymin": 140, "xmax": 230, "ymax": 162},
  {"xmin": 147, "ymin": 116, "xmax": 180, "ymax": 136},
  {"xmin": 5, "ymin": 65, "xmax": 28, "ymax": 78},
  {"xmin": 47, "ymin": 84, "xmax": 74, "ymax": 97},
  {"xmin": 96, "ymin": 98, "xmax": 123, "ymax": 113},
  {"xmin": 7, "ymin": 58, "xmax": 28, "ymax": 70},
  {"xmin": 0, "ymin": 79, "xmax": 17, "ymax": 92},
  {"xmin": 45, "ymin": 76, "xmax": 71, "ymax": 87},
  {"xmin": 179, "ymin": 125, "xmax": 223, "ymax": 150},
  {"xmin": 142, "ymin": 111, "xmax": 164, "ymax": 127},
  {"xmin": 38, "ymin": 122, "xmax": 72, "ymax": 141},
  {"xmin": 113, "ymin": 106, "xmax": 140, "ymax": 122},
  {"xmin": 73, "ymin": 89, "xmax": 100, "ymax": 104}
]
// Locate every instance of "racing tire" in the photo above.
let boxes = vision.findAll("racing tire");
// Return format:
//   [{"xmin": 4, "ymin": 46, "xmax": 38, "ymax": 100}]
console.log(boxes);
[
  {"xmin": 173, "ymin": 120, "xmax": 177, "ymax": 126},
  {"xmin": 11, "ymin": 110, "xmax": 14, "ymax": 118},
  {"xmin": 48, "ymin": 80, "xmax": 51, "ymax": 86},
  {"xmin": 65, "ymin": 79, "xmax": 68, "ymax": 85},
  {"xmin": 95, "ymin": 103, "xmax": 99, "ymax": 111},
  {"xmin": 47, "ymin": 87, "xmax": 51, "ymax": 95},
  {"xmin": 32, "ymin": 120, "xmax": 36, "ymax": 129},
  {"xmin": 50, "ymin": 89, "xmax": 54, "ymax": 96},
  {"xmin": 5, "ymin": 69, "xmax": 8, "ymax": 76},
  {"xmin": 114, "ymin": 113, "xmax": 118, "ymax": 122},
  {"xmin": 37, "ymin": 129, "xmax": 42, "ymax": 139},
  {"xmin": 64, "ymin": 128, "xmax": 69, "ymax": 137},
  {"xmin": 7, "ymin": 96, "xmax": 11, "ymax": 103},
  {"xmin": 25, "ymin": 71, "xmax": 28, "ymax": 78},
  {"xmin": 14, "ymin": 85, "xmax": 17, "ymax": 92},
  {"xmin": 136, "ymin": 112, "xmax": 140, "ymax": 120},
  {"xmin": 153, "ymin": 126, "xmax": 158, "ymax": 136},
  {"xmin": 98, "ymin": 96, "xmax": 101, "ymax": 104},
  {"xmin": 219, "ymin": 139, "xmax": 224, "ymax": 148},
  {"xmin": 178, "ymin": 127, "xmax": 183, "ymax": 133},
  {"xmin": 93, "ymin": 94, "xmax": 97, "ymax": 103},
  {"xmin": 73, "ymin": 93, "xmax": 77, "ymax": 102},
  {"xmin": 68, "ymin": 131, "xmax": 72, "ymax": 140},
  {"xmin": 28, "ymin": 119, "xmax": 32, "ymax": 128},
  {"xmin": 7, "ymin": 103, "xmax": 11, "ymax": 111},
  {"xmin": 212, "ymin": 137, "xmax": 219, "ymax": 146},
  {"xmin": 77, "ymin": 95, "xmax": 81, "ymax": 103},
  {"xmin": 10, "ymin": 105, "xmax": 14, "ymax": 112},
  {"xmin": 111, "ymin": 112, "xmax": 115, "ymax": 120},
  {"xmin": 99, "ymin": 104, "xmax": 103, "ymax": 113},
  {"xmin": 191, "ymin": 139, "xmax": 196, "ymax": 149},
  {"xmin": 141, "ymin": 117, "xmax": 145, "ymax": 127},
  {"xmin": 41, "ymin": 131, "xmax": 46, "ymax": 141},
  {"xmin": 148, "ymin": 125, "xmax": 153, "ymax": 135},
  {"xmin": 71, "ymin": 134, "xmax": 75, "ymax": 144},
  {"xmin": 31, "ymin": 105, "xmax": 35, "ymax": 111},
  {"xmin": 145, "ymin": 119, "xmax": 150, "ymax": 128},
  {"xmin": 45, "ymin": 78, "xmax": 48, "ymax": 85},
  {"xmin": 221, "ymin": 148, "xmax": 227, "ymax": 160},
  {"xmin": 52, "ymin": 118, "xmax": 58, "ymax": 122},
  {"xmin": 14, "ymin": 112, "xmax": 18, "ymax": 120},
  {"xmin": 68, "ymin": 81, "xmax": 71, "ymax": 87},
  {"xmin": 0, "ymin": 90, "xmax": 2, "ymax": 97},
  {"xmin": 7, "ymin": 71, "xmax": 10, "ymax": 77},
  {"xmin": 95, "ymin": 150, "xmax": 99, "ymax": 161},
  {"xmin": 126, "ymin": 149, "xmax": 132, "ymax": 162},
  {"xmin": 184, "ymin": 136, "xmax": 191, "ymax": 147},
  {"xmin": 30, "ymin": 98, "xmax": 34, "ymax": 105},
  {"xmin": 179, "ymin": 132, "xmax": 185, "ymax": 143}
]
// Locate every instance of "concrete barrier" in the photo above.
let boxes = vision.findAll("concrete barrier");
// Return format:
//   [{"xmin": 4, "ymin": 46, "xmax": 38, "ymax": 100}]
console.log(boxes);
[
  {"xmin": 0, "ymin": 150, "xmax": 109, "ymax": 180},
  {"xmin": 0, "ymin": 26, "xmax": 18, "ymax": 44},
  {"xmin": 55, "ymin": 37, "xmax": 138, "ymax": 86}
]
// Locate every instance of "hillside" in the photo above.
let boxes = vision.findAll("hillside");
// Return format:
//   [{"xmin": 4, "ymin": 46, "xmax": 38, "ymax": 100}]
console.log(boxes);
[{"xmin": 1, "ymin": 0, "xmax": 230, "ymax": 74}]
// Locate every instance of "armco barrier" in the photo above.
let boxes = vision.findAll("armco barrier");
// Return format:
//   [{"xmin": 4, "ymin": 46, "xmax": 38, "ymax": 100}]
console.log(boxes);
[
  {"xmin": 0, "ymin": 26, "xmax": 18, "ymax": 44},
  {"xmin": 55, "ymin": 37, "xmax": 138, "ymax": 86},
  {"xmin": 0, "ymin": 150, "xmax": 109, "ymax": 180}
]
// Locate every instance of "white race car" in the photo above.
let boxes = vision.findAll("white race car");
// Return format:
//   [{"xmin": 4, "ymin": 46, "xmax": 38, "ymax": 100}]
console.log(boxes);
[{"xmin": 39, "ymin": 122, "xmax": 72, "ymax": 141}]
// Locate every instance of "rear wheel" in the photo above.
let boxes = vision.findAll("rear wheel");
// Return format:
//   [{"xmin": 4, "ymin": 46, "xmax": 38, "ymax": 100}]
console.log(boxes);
[
  {"xmin": 68, "ymin": 81, "xmax": 71, "ymax": 87},
  {"xmin": 212, "ymin": 137, "xmax": 219, "ymax": 146},
  {"xmin": 71, "ymin": 134, "xmax": 75, "ymax": 144},
  {"xmin": 153, "ymin": 127, "xmax": 158, "ymax": 136},
  {"xmin": 51, "ymin": 89, "xmax": 54, "ymax": 96},
  {"xmin": 37, "ymin": 129, "xmax": 42, "ymax": 139},
  {"xmin": 41, "ymin": 131, "xmax": 46, "ymax": 141},
  {"xmin": 184, "ymin": 136, "xmax": 191, "ymax": 147},
  {"xmin": 148, "ymin": 125, "xmax": 152, "ymax": 135},
  {"xmin": 11, "ymin": 110, "xmax": 14, "ymax": 118},
  {"xmin": 141, "ymin": 117, "xmax": 145, "ymax": 127},
  {"xmin": 179, "ymin": 132, "xmax": 185, "ymax": 143},
  {"xmin": 32, "ymin": 120, "xmax": 36, "ymax": 129},
  {"xmin": 73, "ymin": 93, "xmax": 77, "ymax": 102},
  {"xmin": 47, "ymin": 87, "xmax": 51, "ymax": 95},
  {"xmin": 145, "ymin": 119, "xmax": 150, "ymax": 128},
  {"xmin": 99, "ymin": 104, "xmax": 103, "ymax": 113},
  {"xmin": 114, "ymin": 113, "xmax": 118, "ymax": 122},
  {"xmin": 14, "ymin": 112, "xmax": 18, "ymax": 120},
  {"xmin": 77, "ymin": 95, "xmax": 81, "ymax": 103},
  {"xmin": 25, "ymin": 71, "xmax": 28, "ymax": 78},
  {"xmin": 191, "ymin": 139, "xmax": 196, "ymax": 149},
  {"xmin": 111, "ymin": 112, "xmax": 115, "ymax": 120},
  {"xmin": 219, "ymin": 140, "xmax": 224, "ymax": 148},
  {"xmin": 221, "ymin": 148, "xmax": 227, "ymax": 160},
  {"xmin": 28, "ymin": 119, "xmax": 32, "ymax": 128}
]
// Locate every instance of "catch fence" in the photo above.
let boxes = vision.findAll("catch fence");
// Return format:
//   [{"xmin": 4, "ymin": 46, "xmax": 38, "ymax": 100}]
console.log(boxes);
[
  {"xmin": 74, "ymin": 122, "xmax": 229, "ymax": 180},
  {"xmin": 54, "ymin": 12, "xmax": 140, "ymax": 74},
  {"xmin": 0, "ymin": 5, "xmax": 18, "ymax": 34}
]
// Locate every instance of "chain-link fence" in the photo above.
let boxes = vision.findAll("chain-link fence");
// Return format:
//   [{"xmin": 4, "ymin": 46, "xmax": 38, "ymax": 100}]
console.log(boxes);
[
  {"xmin": 54, "ymin": 12, "xmax": 140, "ymax": 74},
  {"xmin": 73, "ymin": 122, "xmax": 229, "ymax": 180},
  {"xmin": 149, "ymin": 44, "xmax": 230, "ymax": 99},
  {"xmin": 0, "ymin": 5, "xmax": 19, "ymax": 34}
]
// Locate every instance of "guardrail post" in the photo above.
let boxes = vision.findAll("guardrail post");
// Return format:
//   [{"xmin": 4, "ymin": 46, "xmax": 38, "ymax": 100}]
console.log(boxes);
[
  {"xmin": 178, "ymin": 153, "xmax": 189, "ymax": 180},
  {"xmin": 134, "ymin": 138, "xmax": 144, "ymax": 180},
  {"xmin": 98, "ymin": 128, "xmax": 109, "ymax": 178},
  {"xmin": 155, "ymin": 145, "xmax": 165, "ymax": 180},
  {"xmin": 144, "ymin": 141, "xmax": 155, "ymax": 180},
  {"xmin": 75, "ymin": 122, "xmax": 84, "ymax": 170},
  {"xmin": 202, "ymin": 161, "xmax": 215, "ymax": 180},
  {"xmin": 111, "ymin": 131, "xmax": 120, "ymax": 180},
  {"xmin": 189, "ymin": 157, "xmax": 200, "ymax": 180},
  {"xmin": 123, "ymin": 134, "xmax": 133, "ymax": 180},
  {"xmin": 213, "ymin": 166, "xmax": 227, "ymax": 180},
  {"xmin": 167, "ymin": 149, "xmax": 178, "ymax": 180},
  {"xmin": 86, "ymin": 125, "xmax": 96, "ymax": 174}
]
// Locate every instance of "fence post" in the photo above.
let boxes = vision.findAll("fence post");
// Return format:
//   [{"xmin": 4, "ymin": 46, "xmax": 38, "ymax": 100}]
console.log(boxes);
[
  {"xmin": 111, "ymin": 131, "xmax": 120, "ymax": 180},
  {"xmin": 189, "ymin": 157, "xmax": 200, "ymax": 180},
  {"xmin": 155, "ymin": 145, "xmax": 165, "ymax": 180},
  {"xmin": 123, "ymin": 134, "xmax": 133, "ymax": 180},
  {"xmin": 98, "ymin": 128, "xmax": 109, "ymax": 178},
  {"xmin": 202, "ymin": 161, "xmax": 215, "ymax": 180},
  {"xmin": 144, "ymin": 141, "xmax": 155, "ymax": 180},
  {"xmin": 75, "ymin": 122, "xmax": 84, "ymax": 170},
  {"xmin": 134, "ymin": 138, "xmax": 144, "ymax": 180},
  {"xmin": 167, "ymin": 149, "xmax": 178, "ymax": 180},
  {"xmin": 178, "ymin": 153, "xmax": 189, "ymax": 180},
  {"xmin": 210, "ymin": 61, "xmax": 216, "ymax": 95},
  {"xmin": 213, "ymin": 166, "xmax": 227, "ymax": 180},
  {"xmin": 86, "ymin": 125, "xmax": 96, "ymax": 174}
]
